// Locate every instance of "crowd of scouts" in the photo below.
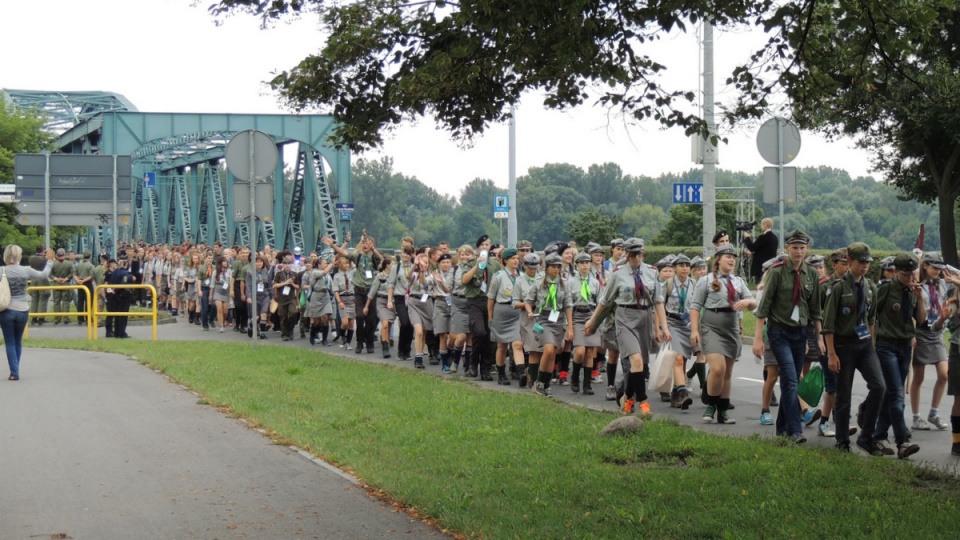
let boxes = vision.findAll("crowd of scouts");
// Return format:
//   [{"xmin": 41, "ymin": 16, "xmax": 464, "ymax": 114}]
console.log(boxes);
[{"xmin": 25, "ymin": 226, "xmax": 960, "ymax": 459}]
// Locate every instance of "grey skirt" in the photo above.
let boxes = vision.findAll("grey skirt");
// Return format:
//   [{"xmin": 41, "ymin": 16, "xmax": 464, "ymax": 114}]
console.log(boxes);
[
  {"xmin": 213, "ymin": 283, "xmax": 231, "ymax": 304},
  {"xmin": 491, "ymin": 304, "xmax": 521, "ymax": 344},
  {"xmin": 914, "ymin": 327, "xmax": 947, "ymax": 364},
  {"xmin": 699, "ymin": 309, "xmax": 740, "ymax": 359},
  {"xmin": 376, "ymin": 296, "xmax": 396, "ymax": 323},
  {"xmin": 254, "ymin": 293, "xmax": 271, "ymax": 315},
  {"xmin": 535, "ymin": 314, "xmax": 566, "ymax": 349},
  {"xmin": 338, "ymin": 295, "xmax": 356, "ymax": 319},
  {"xmin": 432, "ymin": 297, "xmax": 452, "ymax": 334},
  {"xmin": 305, "ymin": 291, "xmax": 334, "ymax": 318},
  {"xmin": 572, "ymin": 310, "xmax": 601, "ymax": 348},
  {"xmin": 408, "ymin": 296, "xmax": 434, "ymax": 331},
  {"xmin": 614, "ymin": 306, "xmax": 652, "ymax": 359},
  {"xmin": 450, "ymin": 296, "xmax": 470, "ymax": 334},
  {"xmin": 185, "ymin": 282, "xmax": 197, "ymax": 298},
  {"xmin": 667, "ymin": 317, "xmax": 693, "ymax": 360},
  {"xmin": 520, "ymin": 311, "xmax": 543, "ymax": 353}
]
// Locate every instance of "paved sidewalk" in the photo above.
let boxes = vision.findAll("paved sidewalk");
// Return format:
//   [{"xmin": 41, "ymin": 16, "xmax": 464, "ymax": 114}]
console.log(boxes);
[{"xmin": 0, "ymin": 347, "xmax": 444, "ymax": 539}]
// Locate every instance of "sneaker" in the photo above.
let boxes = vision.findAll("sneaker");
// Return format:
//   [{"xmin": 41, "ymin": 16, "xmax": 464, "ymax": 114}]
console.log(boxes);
[
  {"xmin": 450, "ymin": 365, "xmax": 458, "ymax": 373},
  {"xmin": 875, "ymin": 439, "xmax": 897, "ymax": 456},
  {"xmin": 441, "ymin": 366, "xmax": 451, "ymax": 374},
  {"xmin": 532, "ymin": 381, "xmax": 550, "ymax": 397},
  {"xmin": 636, "ymin": 401, "xmax": 651, "ymax": 416},
  {"xmin": 718, "ymin": 410, "xmax": 736, "ymax": 424},
  {"xmin": 928, "ymin": 415, "xmax": 949, "ymax": 430},
  {"xmin": 558, "ymin": 374, "xmax": 568, "ymax": 386},
  {"xmin": 703, "ymin": 404, "xmax": 716, "ymax": 423},
  {"xmin": 913, "ymin": 417, "xmax": 933, "ymax": 431},
  {"xmin": 591, "ymin": 371, "xmax": 603, "ymax": 383},
  {"xmin": 818, "ymin": 422, "xmax": 836, "ymax": 437},
  {"xmin": 897, "ymin": 443, "xmax": 920, "ymax": 460},
  {"xmin": 856, "ymin": 438, "xmax": 884, "ymax": 457},
  {"xmin": 622, "ymin": 398, "xmax": 636, "ymax": 415},
  {"xmin": 677, "ymin": 388, "xmax": 693, "ymax": 410},
  {"xmin": 605, "ymin": 385, "xmax": 617, "ymax": 401},
  {"xmin": 760, "ymin": 411, "xmax": 774, "ymax": 426},
  {"xmin": 791, "ymin": 434, "xmax": 807, "ymax": 445},
  {"xmin": 803, "ymin": 408, "xmax": 822, "ymax": 427},
  {"xmin": 414, "ymin": 358, "xmax": 425, "ymax": 369}
]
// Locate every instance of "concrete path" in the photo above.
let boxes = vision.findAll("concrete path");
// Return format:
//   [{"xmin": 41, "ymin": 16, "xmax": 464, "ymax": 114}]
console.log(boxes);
[{"xmin": 0, "ymin": 346, "xmax": 444, "ymax": 539}]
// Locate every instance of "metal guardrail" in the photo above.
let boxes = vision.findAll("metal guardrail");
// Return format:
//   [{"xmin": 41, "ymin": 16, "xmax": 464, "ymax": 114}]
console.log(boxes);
[
  {"xmin": 25, "ymin": 285, "xmax": 94, "ymax": 340},
  {"xmin": 93, "ymin": 284, "xmax": 159, "ymax": 341}
]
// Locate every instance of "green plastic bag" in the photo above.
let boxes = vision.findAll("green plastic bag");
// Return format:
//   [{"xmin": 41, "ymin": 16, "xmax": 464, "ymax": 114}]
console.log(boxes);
[{"xmin": 798, "ymin": 364, "xmax": 825, "ymax": 407}]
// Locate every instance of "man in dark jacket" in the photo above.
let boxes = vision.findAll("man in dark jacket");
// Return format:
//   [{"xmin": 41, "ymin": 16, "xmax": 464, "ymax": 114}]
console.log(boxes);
[
  {"xmin": 743, "ymin": 218, "xmax": 778, "ymax": 281},
  {"xmin": 105, "ymin": 259, "xmax": 134, "ymax": 338}
]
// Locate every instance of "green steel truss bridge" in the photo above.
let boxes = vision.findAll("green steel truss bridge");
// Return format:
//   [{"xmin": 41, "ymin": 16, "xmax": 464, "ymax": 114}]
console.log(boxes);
[{"xmin": 3, "ymin": 89, "xmax": 350, "ymax": 254}]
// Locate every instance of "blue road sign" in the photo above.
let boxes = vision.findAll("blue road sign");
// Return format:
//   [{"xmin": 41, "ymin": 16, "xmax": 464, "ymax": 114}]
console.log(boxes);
[
  {"xmin": 339, "ymin": 211, "xmax": 352, "ymax": 221},
  {"xmin": 494, "ymin": 194, "xmax": 508, "ymax": 212},
  {"xmin": 335, "ymin": 203, "xmax": 355, "ymax": 210},
  {"xmin": 143, "ymin": 172, "xmax": 156, "ymax": 188},
  {"xmin": 672, "ymin": 183, "xmax": 703, "ymax": 204}
]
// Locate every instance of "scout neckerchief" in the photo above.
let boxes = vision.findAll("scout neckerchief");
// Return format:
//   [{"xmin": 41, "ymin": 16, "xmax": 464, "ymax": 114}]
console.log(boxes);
[
  {"xmin": 792, "ymin": 263, "xmax": 803, "ymax": 307},
  {"xmin": 846, "ymin": 273, "xmax": 867, "ymax": 324},
  {"xmin": 544, "ymin": 278, "xmax": 559, "ymax": 312},
  {"xmin": 633, "ymin": 265, "xmax": 647, "ymax": 308},
  {"xmin": 673, "ymin": 276, "xmax": 688, "ymax": 313},
  {"xmin": 928, "ymin": 280, "xmax": 941, "ymax": 318},
  {"xmin": 579, "ymin": 272, "xmax": 591, "ymax": 303},
  {"xmin": 725, "ymin": 274, "xmax": 737, "ymax": 308}
]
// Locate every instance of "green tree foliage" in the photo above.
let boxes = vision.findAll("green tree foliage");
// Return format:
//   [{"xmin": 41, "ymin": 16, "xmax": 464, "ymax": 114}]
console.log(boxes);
[
  {"xmin": 209, "ymin": 0, "xmax": 780, "ymax": 151},
  {"xmin": 621, "ymin": 204, "xmax": 668, "ymax": 241},
  {"xmin": 731, "ymin": 0, "xmax": 960, "ymax": 263},
  {"xmin": 565, "ymin": 208, "xmax": 622, "ymax": 248},
  {"xmin": 0, "ymin": 104, "xmax": 54, "ymax": 254}
]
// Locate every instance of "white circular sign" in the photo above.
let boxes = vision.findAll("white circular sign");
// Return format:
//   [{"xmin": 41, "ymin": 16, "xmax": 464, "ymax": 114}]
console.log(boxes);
[
  {"xmin": 225, "ymin": 130, "xmax": 279, "ymax": 181},
  {"xmin": 756, "ymin": 118, "xmax": 801, "ymax": 165}
]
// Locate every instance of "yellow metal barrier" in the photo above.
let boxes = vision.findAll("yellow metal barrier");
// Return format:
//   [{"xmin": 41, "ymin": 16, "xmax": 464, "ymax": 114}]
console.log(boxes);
[
  {"xmin": 93, "ymin": 284, "xmax": 158, "ymax": 341},
  {"xmin": 25, "ymin": 285, "xmax": 94, "ymax": 340}
]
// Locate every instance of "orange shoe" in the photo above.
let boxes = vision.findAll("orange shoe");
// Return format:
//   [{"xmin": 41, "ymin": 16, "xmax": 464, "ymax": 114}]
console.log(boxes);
[
  {"xmin": 622, "ymin": 399, "xmax": 636, "ymax": 415},
  {"xmin": 637, "ymin": 401, "xmax": 651, "ymax": 415}
]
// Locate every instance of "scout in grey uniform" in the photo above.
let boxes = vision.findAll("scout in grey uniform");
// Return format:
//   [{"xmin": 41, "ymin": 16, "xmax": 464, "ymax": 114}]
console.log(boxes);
[
  {"xmin": 432, "ymin": 254, "xmax": 456, "ymax": 372},
  {"xmin": 568, "ymin": 252, "xmax": 601, "ymax": 395},
  {"xmin": 333, "ymin": 256, "xmax": 356, "ymax": 349},
  {"xmin": 407, "ymin": 252, "xmax": 435, "ymax": 369},
  {"xmin": 871, "ymin": 252, "xmax": 924, "ymax": 459},
  {"xmin": 304, "ymin": 258, "xmax": 335, "ymax": 346},
  {"xmin": 909, "ymin": 252, "xmax": 952, "ymax": 431},
  {"xmin": 524, "ymin": 254, "xmax": 574, "ymax": 397},
  {"xmin": 515, "ymin": 253, "xmax": 542, "ymax": 388},
  {"xmin": 449, "ymin": 246, "xmax": 475, "ymax": 374},
  {"xmin": 246, "ymin": 255, "xmax": 273, "ymax": 339},
  {"xmin": 487, "ymin": 247, "xmax": 523, "ymax": 385},
  {"xmin": 822, "ymin": 242, "xmax": 886, "ymax": 455},
  {"xmin": 585, "ymin": 238, "xmax": 670, "ymax": 416},
  {"xmin": 387, "ymin": 247, "xmax": 416, "ymax": 361},
  {"xmin": 365, "ymin": 258, "xmax": 395, "ymax": 358},
  {"xmin": 689, "ymin": 246, "xmax": 755, "ymax": 424},
  {"xmin": 663, "ymin": 254, "xmax": 696, "ymax": 409}
]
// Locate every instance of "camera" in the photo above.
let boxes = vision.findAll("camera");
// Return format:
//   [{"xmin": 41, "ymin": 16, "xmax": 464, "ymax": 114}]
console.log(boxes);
[{"xmin": 735, "ymin": 221, "xmax": 756, "ymax": 232}]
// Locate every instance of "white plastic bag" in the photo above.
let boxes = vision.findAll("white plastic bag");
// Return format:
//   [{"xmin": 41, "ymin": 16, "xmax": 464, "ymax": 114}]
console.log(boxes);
[{"xmin": 650, "ymin": 341, "xmax": 675, "ymax": 394}]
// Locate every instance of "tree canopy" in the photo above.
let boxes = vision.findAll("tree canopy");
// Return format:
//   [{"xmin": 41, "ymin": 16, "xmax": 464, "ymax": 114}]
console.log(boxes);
[{"xmin": 0, "ymin": 104, "xmax": 56, "ymax": 253}]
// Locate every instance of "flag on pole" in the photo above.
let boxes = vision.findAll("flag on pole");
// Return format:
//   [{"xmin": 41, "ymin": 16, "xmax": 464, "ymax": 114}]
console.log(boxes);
[{"xmin": 915, "ymin": 224, "xmax": 925, "ymax": 251}]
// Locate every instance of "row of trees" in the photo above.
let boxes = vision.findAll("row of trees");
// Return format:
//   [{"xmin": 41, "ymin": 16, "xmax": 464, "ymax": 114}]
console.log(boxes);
[{"xmin": 347, "ymin": 157, "xmax": 938, "ymax": 252}]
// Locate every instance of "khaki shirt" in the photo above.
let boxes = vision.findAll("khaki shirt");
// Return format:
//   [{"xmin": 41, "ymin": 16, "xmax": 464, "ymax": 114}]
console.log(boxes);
[
  {"xmin": 349, "ymin": 251, "xmax": 381, "ymax": 288},
  {"xmin": 567, "ymin": 272, "xmax": 601, "ymax": 309},
  {"xmin": 755, "ymin": 260, "xmax": 821, "ymax": 327},
  {"xmin": 598, "ymin": 263, "xmax": 663, "ymax": 308},
  {"xmin": 487, "ymin": 269, "xmax": 520, "ymax": 305},
  {"xmin": 874, "ymin": 279, "xmax": 920, "ymax": 341},
  {"xmin": 821, "ymin": 274, "xmax": 878, "ymax": 337},
  {"xmin": 464, "ymin": 259, "xmax": 501, "ymax": 299}
]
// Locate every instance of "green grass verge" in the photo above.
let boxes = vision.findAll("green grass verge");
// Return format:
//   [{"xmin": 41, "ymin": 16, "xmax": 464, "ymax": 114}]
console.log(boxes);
[{"xmin": 27, "ymin": 339, "xmax": 960, "ymax": 538}]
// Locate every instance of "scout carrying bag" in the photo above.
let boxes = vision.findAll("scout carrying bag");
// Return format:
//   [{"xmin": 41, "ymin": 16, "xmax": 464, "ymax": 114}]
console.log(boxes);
[{"xmin": 798, "ymin": 364, "xmax": 825, "ymax": 407}]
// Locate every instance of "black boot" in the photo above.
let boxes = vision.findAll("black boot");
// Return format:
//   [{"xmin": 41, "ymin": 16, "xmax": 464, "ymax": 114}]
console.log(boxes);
[
  {"xmin": 571, "ymin": 363, "xmax": 582, "ymax": 393},
  {"xmin": 582, "ymin": 367, "xmax": 594, "ymax": 395},
  {"xmin": 381, "ymin": 340, "xmax": 392, "ymax": 359},
  {"xmin": 497, "ymin": 365, "xmax": 511, "ymax": 385}
]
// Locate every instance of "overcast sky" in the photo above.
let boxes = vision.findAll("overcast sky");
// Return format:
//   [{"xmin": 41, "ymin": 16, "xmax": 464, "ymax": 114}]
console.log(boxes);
[{"xmin": 2, "ymin": 0, "xmax": 876, "ymax": 199}]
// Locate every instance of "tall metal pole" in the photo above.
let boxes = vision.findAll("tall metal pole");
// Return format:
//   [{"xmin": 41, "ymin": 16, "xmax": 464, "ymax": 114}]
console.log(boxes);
[
  {"xmin": 702, "ymin": 20, "xmax": 717, "ymax": 256},
  {"xmin": 112, "ymin": 155, "xmax": 119, "ymax": 259},
  {"xmin": 248, "ymin": 132, "xmax": 258, "ymax": 347},
  {"xmin": 777, "ymin": 119, "xmax": 785, "ymax": 251},
  {"xmin": 508, "ymin": 104, "xmax": 518, "ymax": 247},
  {"xmin": 44, "ymin": 153, "xmax": 51, "ymax": 251}
]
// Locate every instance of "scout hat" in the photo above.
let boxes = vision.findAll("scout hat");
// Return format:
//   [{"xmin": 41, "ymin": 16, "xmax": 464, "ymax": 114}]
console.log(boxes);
[
  {"xmin": 805, "ymin": 255, "xmax": 825, "ymax": 266},
  {"xmin": 830, "ymin": 248, "xmax": 848, "ymax": 263},
  {"xmin": 894, "ymin": 252, "xmax": 920, "ymax": 272},
  {"xmin": 656, "ymin": 255, "xmax": 676, "ymax": 269},
  {"xmin": 523, "ymin": 253, "xmax": 541, "ymax": 267},
  {"xmin": 690, "ymin": 256, "xmax": 707, "ymax": 269},
  {"xmin": 672, "ymin": 254, "xmax": 691, "ymax": 266},
  {"xmin": 847, "ymin": 242, "xmax": 874, "ymax": 262},
  {"xmin": 517, "ymin": 240, "xmax": 533, "ymax": 250},
  {"xmin": 714, "ymin": 245, "xmax": 737, "ymax": 257},
  {"xmin": 544, "ymin": 253, "xmax": 563, "ymax": 266},
  {"xmin": 610, "ymin": 238, "xmax": 625, "ymax": 248},
  {"xmin": 785, "ymin": 229, "xmax": 811, "ymax": 245},
  {"xmin": 574, "ymin": 252, "xmax": 591, "ymax": 263},
  {"xmin": 623, "ymin": 238, "xmax": 645, "ymax": 253},
  {"xmin": 922, "ymin": 252, "xmax": 946, "ymax": 269},
  {"xmin": 587, "ymin": 244, "xmax": 605, "ymax": 255},
  {"xmin": 879, "ymin": 255, "xmax": 896, "ymax": 271}
]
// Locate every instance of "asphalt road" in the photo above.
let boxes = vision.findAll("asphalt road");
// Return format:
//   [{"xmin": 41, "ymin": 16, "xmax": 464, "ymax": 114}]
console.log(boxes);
[{"xmin": 0, "ymin": 342, "xmax": 445, "ymax": 539}]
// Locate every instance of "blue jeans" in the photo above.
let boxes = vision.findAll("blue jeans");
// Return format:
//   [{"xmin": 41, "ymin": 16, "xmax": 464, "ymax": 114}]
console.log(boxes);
[
  {"xmin": 873, "ymin": 339, "xmax": 912, "ymax": 445},
  {"xmin": 0, "ymin": 309, "xmax": 29, "ymax": 378},
  {"xmin": 768, "ymin": 323, "xmax": 806, "ymax": 437}
]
